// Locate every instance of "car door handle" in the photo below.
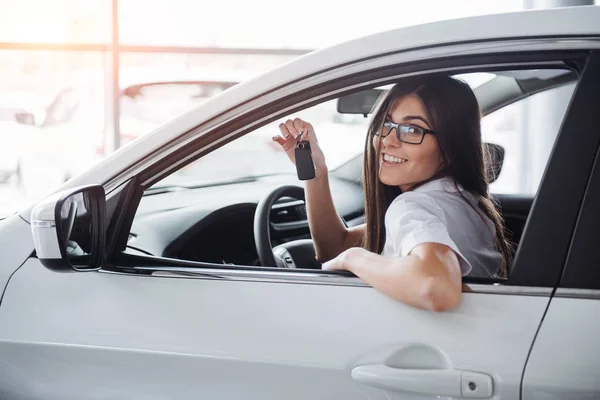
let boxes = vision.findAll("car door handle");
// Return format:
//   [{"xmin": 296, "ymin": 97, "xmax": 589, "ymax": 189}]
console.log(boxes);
[{"xmin": 351, "ymin": 364, "xmax": 493, "ymax": 399}]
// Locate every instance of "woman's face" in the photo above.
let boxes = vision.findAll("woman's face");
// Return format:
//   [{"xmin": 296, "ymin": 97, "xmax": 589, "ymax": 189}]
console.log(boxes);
[{"xmin": 372, "ymin": 94, "xmax": 445, "ymax": 192}]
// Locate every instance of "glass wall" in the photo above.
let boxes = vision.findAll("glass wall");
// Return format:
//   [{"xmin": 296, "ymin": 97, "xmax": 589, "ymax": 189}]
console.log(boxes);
[
  {"xmin": 0, "ymin": 0, "xmax": 543, "ymax": 218},
  {"xmin": 0, "ymin": 50, "xmax": 106, "ymax": 216},
  {"xmin": 0, "ymin": 0, "xmax": 110, "ymax": 43}
]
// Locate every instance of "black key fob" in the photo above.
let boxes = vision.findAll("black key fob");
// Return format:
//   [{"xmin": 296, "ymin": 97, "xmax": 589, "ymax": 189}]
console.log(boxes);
[{"xmin": 294, "ymin": 141, "xmax": 316, "ymax": 180}]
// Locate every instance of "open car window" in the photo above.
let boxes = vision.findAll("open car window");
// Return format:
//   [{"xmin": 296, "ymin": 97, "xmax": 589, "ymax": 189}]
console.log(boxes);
[
  {"xmin": 147, "ymin": 69, "xmax": 575, "ymax": 193},
  {"xmin": 149, "ymin": 98, "xmax": 370, "ymax": 189},
  {"xmin": 127, "ymin": 68, "xmax": 578, "ymax": 277}
]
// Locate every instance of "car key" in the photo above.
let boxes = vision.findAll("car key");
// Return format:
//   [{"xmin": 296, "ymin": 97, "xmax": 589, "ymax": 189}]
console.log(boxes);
[{"xmin": 294, "ymin": 131, "xmax": 316, "ymax": 180}]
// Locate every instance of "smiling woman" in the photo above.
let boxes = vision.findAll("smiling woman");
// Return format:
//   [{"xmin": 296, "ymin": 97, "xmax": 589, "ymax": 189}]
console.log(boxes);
[
  {"xmin": 267, "ymin": 75, "xmax": 507, "ymax": 311},
  {"xmin": 367, "ymin": 76, "xmax": 510, "ymax": 273},
  {"xmin": 374, "ymin": 95, "xmax": 443, "ymax": 190}
]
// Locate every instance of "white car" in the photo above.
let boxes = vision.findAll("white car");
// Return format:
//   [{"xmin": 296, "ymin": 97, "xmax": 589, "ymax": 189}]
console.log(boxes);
[
  {"xmin": 1, "ymin": 68, "xmax": 241, "ymax": 196},
  {"xmin": 0, "ymin": 122, "xmax": 22, "ymax": 182},
  {"xmin": 1, "ymin": 7, "xmax": 599, "ymax": 399}
]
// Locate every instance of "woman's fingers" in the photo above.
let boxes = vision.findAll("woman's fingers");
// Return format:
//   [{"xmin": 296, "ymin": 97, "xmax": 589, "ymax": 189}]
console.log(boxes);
[
  {"xmin": 285, "ymin": 119, "xmax": 300, "ymax": 139},
  {"xmin": 293, "ymin": 118, "xmax": 317, "ymax": 143},
  {"xmin": 275, "ymin": 117, "xmax": 316, "ymax": 150},
  {"xmin": 272, "ymin": 134, "xmax": 296, "ymax": 151},
  {"xmin": 272, "ymin": 135, "xmax": 286, "ymax": 145},
  {"xmin": 278, "ymin": 122, "xmax": 292, "ymax": 139},
  {"xmin": 293, "ymin": 118, "xmax": 308, "ymax": 136}
]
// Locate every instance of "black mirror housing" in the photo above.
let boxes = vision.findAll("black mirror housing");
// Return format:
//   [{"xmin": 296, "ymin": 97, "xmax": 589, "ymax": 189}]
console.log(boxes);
[{"xmin": 31, "ymin": 185, "xmax": 106, "ymax": 271}]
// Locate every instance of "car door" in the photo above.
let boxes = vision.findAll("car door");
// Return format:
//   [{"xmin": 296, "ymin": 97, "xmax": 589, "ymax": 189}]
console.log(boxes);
[
  {"xmin": 0, "ymin": 52, "xmax": 597, "ymax": 400},
  {"xmin": 522, "ymin": 51, "xmax": 600, "ymax": 399}
]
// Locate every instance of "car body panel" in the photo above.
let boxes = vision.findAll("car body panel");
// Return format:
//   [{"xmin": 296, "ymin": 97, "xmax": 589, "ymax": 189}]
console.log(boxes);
[
  {"xmin": 522, "ymin": 296, "xmax": 600, "ymax": 399},
  {"xmin": 0, "ymin": 214, "xmax": 34, "ymax": 302},
  {"xmin": 0, "ymin": 258, "xmax": 550, "ymax": 399}
]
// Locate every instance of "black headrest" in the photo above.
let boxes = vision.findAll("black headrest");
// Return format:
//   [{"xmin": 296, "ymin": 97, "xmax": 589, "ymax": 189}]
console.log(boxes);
[{"xmin": 485, "ymin": 142, "xmax": 505, "ymax": 184}]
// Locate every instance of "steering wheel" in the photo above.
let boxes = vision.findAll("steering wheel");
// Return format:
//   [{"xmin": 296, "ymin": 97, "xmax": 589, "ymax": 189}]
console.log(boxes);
[{"xmin": 253, "ymin": 185, "xmax": 319, "ymax": 268}]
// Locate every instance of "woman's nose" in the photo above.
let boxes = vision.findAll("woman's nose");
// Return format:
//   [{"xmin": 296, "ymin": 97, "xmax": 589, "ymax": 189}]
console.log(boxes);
[{"xmin": 382, "ymin": 129, "xmax": 401, "ymax": 147}]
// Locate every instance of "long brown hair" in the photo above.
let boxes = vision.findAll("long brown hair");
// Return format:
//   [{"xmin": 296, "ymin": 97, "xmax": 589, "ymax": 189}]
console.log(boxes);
[{"xmin": 361, "ymin": 75, "xmax": 513, "ymax": 277}]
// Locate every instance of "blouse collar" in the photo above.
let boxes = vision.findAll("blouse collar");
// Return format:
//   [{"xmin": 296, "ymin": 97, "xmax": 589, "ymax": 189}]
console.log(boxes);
[{"xmin": 411, "ymin": 176, "xmax": 463, "ymax": 193}]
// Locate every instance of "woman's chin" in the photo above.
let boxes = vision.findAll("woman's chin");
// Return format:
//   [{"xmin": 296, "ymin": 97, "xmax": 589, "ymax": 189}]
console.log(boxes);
[{"xmin": 378, "ymin": 173, "xmax": 405, "ymax": 187}]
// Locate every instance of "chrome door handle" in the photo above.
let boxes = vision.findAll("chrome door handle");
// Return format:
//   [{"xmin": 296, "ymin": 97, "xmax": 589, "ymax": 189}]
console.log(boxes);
[{"xmin": 351, "ymin": 364, "xmax": 493, "ymax": 399}]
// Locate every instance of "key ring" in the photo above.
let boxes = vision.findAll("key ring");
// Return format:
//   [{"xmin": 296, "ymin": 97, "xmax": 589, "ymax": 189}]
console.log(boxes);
[{"xmin": 296, "ymin": 129, "xmax": 306, "ymax": 148}]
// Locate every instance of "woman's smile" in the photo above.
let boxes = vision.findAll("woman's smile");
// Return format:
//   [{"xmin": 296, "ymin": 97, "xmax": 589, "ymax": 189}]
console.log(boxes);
[{"xmin": 381, "ymin": 152, "xmax": 409, "ymax": 166}]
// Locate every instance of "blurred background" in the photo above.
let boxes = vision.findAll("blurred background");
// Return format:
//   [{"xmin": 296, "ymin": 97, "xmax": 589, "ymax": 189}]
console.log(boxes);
[{"xmin": 0, "ymin": 0, "xmax": 597, "ymax": 218}]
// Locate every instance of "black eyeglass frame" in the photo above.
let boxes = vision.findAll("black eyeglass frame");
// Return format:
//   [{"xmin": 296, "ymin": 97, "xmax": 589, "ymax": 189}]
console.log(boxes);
[{"xmin": 376, "ymin": 120, "xmax": 436, "ymax": 145}]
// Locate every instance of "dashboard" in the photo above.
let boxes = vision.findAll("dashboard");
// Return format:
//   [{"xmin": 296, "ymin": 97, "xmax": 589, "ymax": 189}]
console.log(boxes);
[{"xmin": 127, "ymin": 173, "xmax": 365, "ymax": 265}]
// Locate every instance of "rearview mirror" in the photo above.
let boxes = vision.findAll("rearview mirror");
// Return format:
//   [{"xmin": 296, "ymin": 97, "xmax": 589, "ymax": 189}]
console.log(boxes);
[
  {"xmin": 31, "ymin": 185, "xmax": 106, "ymax": 271},
  {"xmin": 337, "ymin": 89, "xmax": 385, "ymax": 116},
  {"xmin": 14, "ymin": 111, "xmax": 36, "ymax": 126}
]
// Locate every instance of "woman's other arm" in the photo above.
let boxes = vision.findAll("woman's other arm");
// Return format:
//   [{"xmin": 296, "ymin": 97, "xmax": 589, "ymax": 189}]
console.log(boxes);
[{"xmin": 322, "ymin": 243, "xmax": 462, "ymax": 312}]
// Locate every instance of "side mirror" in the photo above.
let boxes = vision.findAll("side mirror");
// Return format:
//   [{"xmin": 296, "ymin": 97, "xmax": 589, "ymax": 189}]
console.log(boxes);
[
  {"xmin": 30, "ymin": 185, "xmax": 106, "ymax": 271},
  {"xmin": 337, "ymin": 89, "xmax": 385, "ymax": 117},
  {"xmin": 15, "ymin": 111, "xmax": 36, "ymax": 126}
]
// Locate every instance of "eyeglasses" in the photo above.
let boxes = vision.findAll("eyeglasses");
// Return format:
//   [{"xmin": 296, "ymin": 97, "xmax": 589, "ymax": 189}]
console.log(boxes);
[{"xmin": 375, "ymin": 120, "xmax": 436, "ymax": 145}]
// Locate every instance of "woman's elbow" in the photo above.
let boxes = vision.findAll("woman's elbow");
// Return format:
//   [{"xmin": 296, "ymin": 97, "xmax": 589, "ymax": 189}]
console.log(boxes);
[{"xmin": 421, "ymin": 276, "xmax": 462, "ymax": 312}]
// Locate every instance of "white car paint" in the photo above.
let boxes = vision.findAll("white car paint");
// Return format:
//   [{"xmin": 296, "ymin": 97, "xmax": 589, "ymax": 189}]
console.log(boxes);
[
  {"xmin": 522, "ymin": 296, "xmax": 600, "ymax": 399},
  {"xmin": 0, "ymin": 258, "xmax": 549, "ymax": 399},
  {"xmin": 0, "ymin": 6, "xmax": 598, "ymax": 400}
]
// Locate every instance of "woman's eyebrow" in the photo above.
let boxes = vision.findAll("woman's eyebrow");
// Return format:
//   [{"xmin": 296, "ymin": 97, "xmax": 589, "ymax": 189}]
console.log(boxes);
[{"xmin": 403, "ymin": 115, "xmax": 431, "ymax": 127}]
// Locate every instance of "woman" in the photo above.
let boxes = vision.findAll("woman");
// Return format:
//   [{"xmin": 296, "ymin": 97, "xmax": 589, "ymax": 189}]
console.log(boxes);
[{"xmin": 272, "ymin": 76, "xmax": 512, "ymax": 312}]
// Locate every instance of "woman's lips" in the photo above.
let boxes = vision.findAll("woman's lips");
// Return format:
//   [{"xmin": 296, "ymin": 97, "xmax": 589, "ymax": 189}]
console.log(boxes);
[{"xmin": 380, "ymin": 154, "xmax": 408, "ymax": 166}]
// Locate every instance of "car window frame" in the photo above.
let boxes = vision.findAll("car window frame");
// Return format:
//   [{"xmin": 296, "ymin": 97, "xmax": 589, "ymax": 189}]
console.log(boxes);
[
  {"xmin": 556, "ymin": 58, "xmax": 600, "ymax": 293},
  {"xmin": 556, "ymin": 144, "xmax": 600, "ymax": 294},
  {"xmin": 509, "ymin": 50, "xmax": 600, "ymax": 287},
  {"xmin": 102, "ymin": 47, "xmax": 597, "ymax": 291}
]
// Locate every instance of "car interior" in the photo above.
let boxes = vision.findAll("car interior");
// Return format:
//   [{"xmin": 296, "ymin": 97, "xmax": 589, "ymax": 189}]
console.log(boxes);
[{"xmin": 120, "ymin": 66, "xmax": 579, "ymax": 278}]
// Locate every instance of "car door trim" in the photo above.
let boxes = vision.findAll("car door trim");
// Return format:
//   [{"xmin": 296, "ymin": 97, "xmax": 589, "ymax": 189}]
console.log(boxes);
[
  {"xmin": 102, "ymin": 265, "xmax": 551, "ymax": 296},
  {"xmin": 554, "ymin": 288, "xmax": 600, "ymax": 299}
]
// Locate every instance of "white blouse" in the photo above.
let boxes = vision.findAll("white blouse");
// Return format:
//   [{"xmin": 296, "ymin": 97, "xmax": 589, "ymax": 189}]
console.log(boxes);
[{"xmin": 381, "ymin": 177, "xmax": 503, "ymax": 277}]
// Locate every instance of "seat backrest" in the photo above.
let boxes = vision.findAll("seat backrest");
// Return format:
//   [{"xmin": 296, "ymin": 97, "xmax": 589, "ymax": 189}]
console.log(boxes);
[{"xmin": 485, "ymin": 143, "xmax": 505, "ymax": 184}]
